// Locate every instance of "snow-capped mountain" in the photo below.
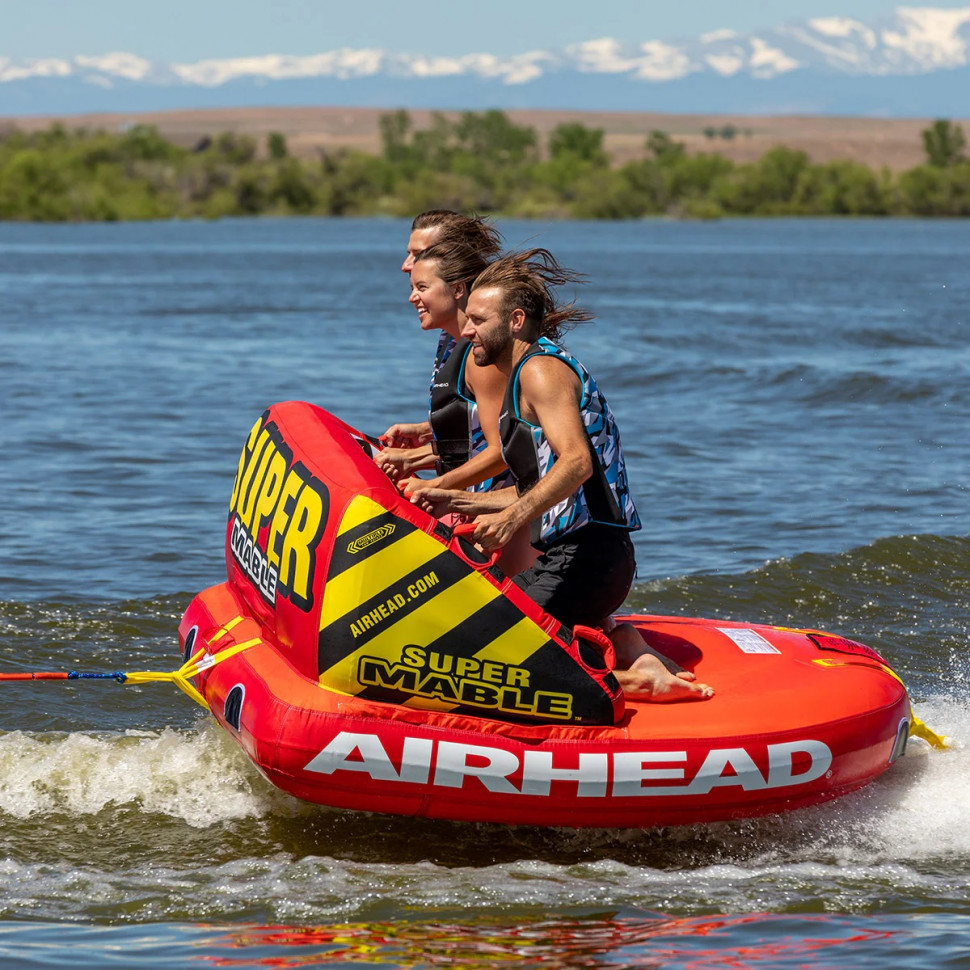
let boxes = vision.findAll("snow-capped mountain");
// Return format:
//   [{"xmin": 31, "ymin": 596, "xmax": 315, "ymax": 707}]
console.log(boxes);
[{"xmin": 3, "ymin": 6, "xmax": 970, "ymax": 117}]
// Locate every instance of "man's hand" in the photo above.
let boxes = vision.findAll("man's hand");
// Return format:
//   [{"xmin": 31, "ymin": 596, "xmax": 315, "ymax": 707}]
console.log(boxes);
[{"xmin": 469, "ymin": 509, "xmax": 521, "ymax": 552}]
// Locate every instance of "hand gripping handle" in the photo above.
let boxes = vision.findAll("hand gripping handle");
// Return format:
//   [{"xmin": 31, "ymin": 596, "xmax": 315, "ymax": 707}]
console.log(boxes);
[{"xmin": 450, "ymin": 521, "xmax": 501, "ymax": 571}]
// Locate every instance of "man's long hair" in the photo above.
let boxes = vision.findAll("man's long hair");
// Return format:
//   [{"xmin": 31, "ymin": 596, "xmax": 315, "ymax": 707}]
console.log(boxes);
[
  {"xmin": 471, "ymin": 248, "xmax": 594, "ymax": 340},
  {"xmin": 410, "ymin": 209, "xmax": 502, "ymax": 261}
]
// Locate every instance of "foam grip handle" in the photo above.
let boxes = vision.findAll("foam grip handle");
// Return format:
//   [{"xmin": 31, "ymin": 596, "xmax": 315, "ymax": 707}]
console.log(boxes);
[
  {"xmin": 572, "ymin": 624, "xmax": 617, "ymax": 672},
  {"xmin": 451, "ymin": 522, "xmax": 501, "ymax": 570}
]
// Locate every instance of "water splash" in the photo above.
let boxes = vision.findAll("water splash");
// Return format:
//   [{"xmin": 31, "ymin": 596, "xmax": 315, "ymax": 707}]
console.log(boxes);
[{"xmin": 0, "ymin": 721, "xmax": 278, "ymax": 826}]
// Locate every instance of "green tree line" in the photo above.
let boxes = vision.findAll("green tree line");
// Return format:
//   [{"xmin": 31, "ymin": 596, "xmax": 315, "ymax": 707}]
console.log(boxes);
[{"xmin": 1, "ymin": 112, "xmax": 968, "ymax": 221}]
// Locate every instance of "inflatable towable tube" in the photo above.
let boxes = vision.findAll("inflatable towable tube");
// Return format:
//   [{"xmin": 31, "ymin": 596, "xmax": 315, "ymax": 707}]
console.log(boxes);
[{"xmin": 178, "ymin": 401, "xmax": 913, "ymax": 828}]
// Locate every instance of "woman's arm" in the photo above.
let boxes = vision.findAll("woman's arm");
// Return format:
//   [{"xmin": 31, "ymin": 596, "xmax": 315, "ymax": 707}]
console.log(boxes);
[
  {"xmin": 408, "ymin": 483, "xmax": 518, "ymax": 519},
  {"xmin": 377, "ymin": 443, "xmax": 436, "ymax": 481}
]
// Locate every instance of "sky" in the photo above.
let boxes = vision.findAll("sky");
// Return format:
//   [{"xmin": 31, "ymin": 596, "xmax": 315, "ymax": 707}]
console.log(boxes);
[{"xmin": 4, "ymin": 0, "xmax": 970, "ymax": 60}]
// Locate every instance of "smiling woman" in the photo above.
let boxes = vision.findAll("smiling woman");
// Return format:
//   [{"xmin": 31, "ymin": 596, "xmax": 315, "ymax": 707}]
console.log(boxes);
[
  {"xmin": 378, "ymin": 212, "xmax": 501, "ymax": 457},
  {"xmin": 378, "ymin": 216, "xmax": 506, "ymax": 489},
  {"xmin": 408, "ymin": 254, "xmax": 468, "ymax": 335}
]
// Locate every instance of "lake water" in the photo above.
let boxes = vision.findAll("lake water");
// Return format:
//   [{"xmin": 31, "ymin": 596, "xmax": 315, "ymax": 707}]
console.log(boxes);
[{"xmin": 1, "ymin": 216, "xmax": 969, "ymax": 968}]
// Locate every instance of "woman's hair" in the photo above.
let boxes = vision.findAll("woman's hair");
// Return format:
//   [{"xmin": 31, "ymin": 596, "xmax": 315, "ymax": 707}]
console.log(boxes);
[
  {"xmin": 412, "ymin": 236, "xmax": 492, "ymax": 291},
  {"xmin": 410, "ymin": 209, "xmax": 502, "ymax": 261},
  {"xmin": 471, "ymin": 248, "xmax": 594, "ymax": 340}
]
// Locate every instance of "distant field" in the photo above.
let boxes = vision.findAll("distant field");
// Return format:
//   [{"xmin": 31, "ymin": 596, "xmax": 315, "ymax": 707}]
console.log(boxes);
[{"xmin": 2, "ymin": 105, "xmax": 966, "ymax": 171}]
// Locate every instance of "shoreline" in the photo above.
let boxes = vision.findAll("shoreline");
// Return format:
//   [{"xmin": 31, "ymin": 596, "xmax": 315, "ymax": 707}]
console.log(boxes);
[{"xmin": 3, "ymin": 104, "xmax": 965, "ymax": 172}]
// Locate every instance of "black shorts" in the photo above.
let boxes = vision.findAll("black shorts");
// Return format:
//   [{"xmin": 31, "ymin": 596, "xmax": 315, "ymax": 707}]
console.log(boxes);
[{"xmin": 512, "ymin": 524, "xmax": 636, "ymax": 629}]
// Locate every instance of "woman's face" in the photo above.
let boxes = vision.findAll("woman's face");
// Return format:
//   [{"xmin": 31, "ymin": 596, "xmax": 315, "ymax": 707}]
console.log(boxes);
[
  {"xmin": 401, "ymin": 227, "xmax": 440, "ymax": 273},
  {"xmin": 408, "ymin": 260, "xmax": 461, "ymax": 334}
]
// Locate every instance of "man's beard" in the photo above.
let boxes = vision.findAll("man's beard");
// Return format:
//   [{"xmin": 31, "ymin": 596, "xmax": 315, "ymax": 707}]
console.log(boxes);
[{"xmin": 474, "ymin": 323, "xmax": 512, "ymax": 366}]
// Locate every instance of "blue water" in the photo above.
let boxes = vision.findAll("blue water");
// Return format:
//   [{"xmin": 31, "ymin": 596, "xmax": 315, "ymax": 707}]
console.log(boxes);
[{"xmin": 1, "ymin": 217, "xmax": 969, "ymax": 968}]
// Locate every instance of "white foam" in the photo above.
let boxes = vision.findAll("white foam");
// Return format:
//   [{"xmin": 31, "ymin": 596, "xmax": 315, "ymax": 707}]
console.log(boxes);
[
  {"xmin": 0, "ymin": 721, "xmax": 278, "ymax": 826},
  {"xmin": 706, "ymin": 692, "xmax": 970, "ymax": 866}
]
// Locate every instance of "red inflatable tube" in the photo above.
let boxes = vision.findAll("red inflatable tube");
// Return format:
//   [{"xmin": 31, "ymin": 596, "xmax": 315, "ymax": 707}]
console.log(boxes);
[{"xmin": 178, "ymin": 402, "xmax": 911, "ymax": 828}]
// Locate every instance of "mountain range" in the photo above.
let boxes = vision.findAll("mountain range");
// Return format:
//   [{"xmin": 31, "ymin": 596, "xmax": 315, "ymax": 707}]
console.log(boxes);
[{"xmin": 3, "ymin": 6, "xmax": 970, "ymax": 118}]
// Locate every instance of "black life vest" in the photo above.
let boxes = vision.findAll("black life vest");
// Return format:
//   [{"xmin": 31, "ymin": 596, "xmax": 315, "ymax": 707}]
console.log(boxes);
[{"xmin": 429, "ymin": 338, "xmax": 476, "ymax": 474}]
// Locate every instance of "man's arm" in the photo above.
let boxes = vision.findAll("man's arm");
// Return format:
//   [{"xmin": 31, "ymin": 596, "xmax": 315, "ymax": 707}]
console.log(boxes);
[{"xmin": 468, "ymin": 356, "xmax": 591, "ymax": 551}]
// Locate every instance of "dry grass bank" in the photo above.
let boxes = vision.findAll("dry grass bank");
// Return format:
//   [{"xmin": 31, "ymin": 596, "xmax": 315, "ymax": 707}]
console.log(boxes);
[{"xmin": 3, "ymin": 104, "xmax": 965, "ymax": 171}]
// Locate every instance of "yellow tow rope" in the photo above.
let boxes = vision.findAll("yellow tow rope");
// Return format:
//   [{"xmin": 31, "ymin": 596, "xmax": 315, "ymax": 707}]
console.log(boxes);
[
  {"xmin": 116, "ymin": 615, "xmax": 261, "ymax": 711},
  {"xmin": 909, "ymin": 713, "xmax": 949, "ymax": 750}
]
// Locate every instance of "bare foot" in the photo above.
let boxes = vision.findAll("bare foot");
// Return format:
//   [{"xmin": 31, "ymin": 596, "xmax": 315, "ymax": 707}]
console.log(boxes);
[
  {"xmin": 608, "ymin": 622, "xmax": 697, "ymax": 680},
  {"xmin": 614, "ymin": 653, "xmax": 714, "ymax": 703}
]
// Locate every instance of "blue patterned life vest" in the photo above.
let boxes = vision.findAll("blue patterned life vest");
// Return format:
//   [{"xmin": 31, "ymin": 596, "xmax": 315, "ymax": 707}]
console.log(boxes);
[{"xmin": 499, "ymin": 337, "xmax": 641, "ymax": 549}]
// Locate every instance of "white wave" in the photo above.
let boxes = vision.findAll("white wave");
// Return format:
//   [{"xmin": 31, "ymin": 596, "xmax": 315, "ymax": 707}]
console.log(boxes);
[
  {"xmin": 0, "ymin": 720, "xmax": 279, "ymax": 826},
  {"xmin": 848, "ymin": 694, "xmax": 970, "ymax": 859},
  {"xmin": 699, "ymin": 691, "xmax": 970, "ymax": 866}
]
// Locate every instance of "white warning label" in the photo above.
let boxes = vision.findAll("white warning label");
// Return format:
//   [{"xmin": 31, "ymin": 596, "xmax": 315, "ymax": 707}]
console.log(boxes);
[{"xmin": 718, "ymin": 628, "xmax": 781, "ymax": 655}]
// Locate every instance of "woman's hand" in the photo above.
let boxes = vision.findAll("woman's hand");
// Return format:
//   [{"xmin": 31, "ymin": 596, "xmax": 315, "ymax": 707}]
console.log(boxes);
[
  {"xmin": 380, "ymin": 421, "xmax": 432, "ymax": 450},
  {"xmin": 406, "ymin": 485, "xmax": 457, "ymax": 517},
  {"xmin": 376, "ymin": 447, "xmax": 430, "ymax": 481}
]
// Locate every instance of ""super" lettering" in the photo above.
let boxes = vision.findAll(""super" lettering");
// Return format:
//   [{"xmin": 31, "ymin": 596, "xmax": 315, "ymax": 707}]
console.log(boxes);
[{"xmin": 228, "ymin": 413, "xmax": 329, "ymax": 610}]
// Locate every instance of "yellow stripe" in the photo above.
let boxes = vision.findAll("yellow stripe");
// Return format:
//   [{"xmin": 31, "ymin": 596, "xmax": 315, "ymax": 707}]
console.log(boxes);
[
  {"xmin": 319, "ymin": 570, "xmax": 501, "ymax": 689},
  {"xmin": 318, "ymin": 528, "xmax": 445, "ymax": 632},
  {"xmin": 336, "ymin": 494, "xmax": 391, "ymax": 536},
  {"xmin": 215, "ymin": 637, "xmax": 261, "ymax": 661},
  {"xmin": 472, "ymin": 615, "xmax": 549, "ymax": 666}
]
